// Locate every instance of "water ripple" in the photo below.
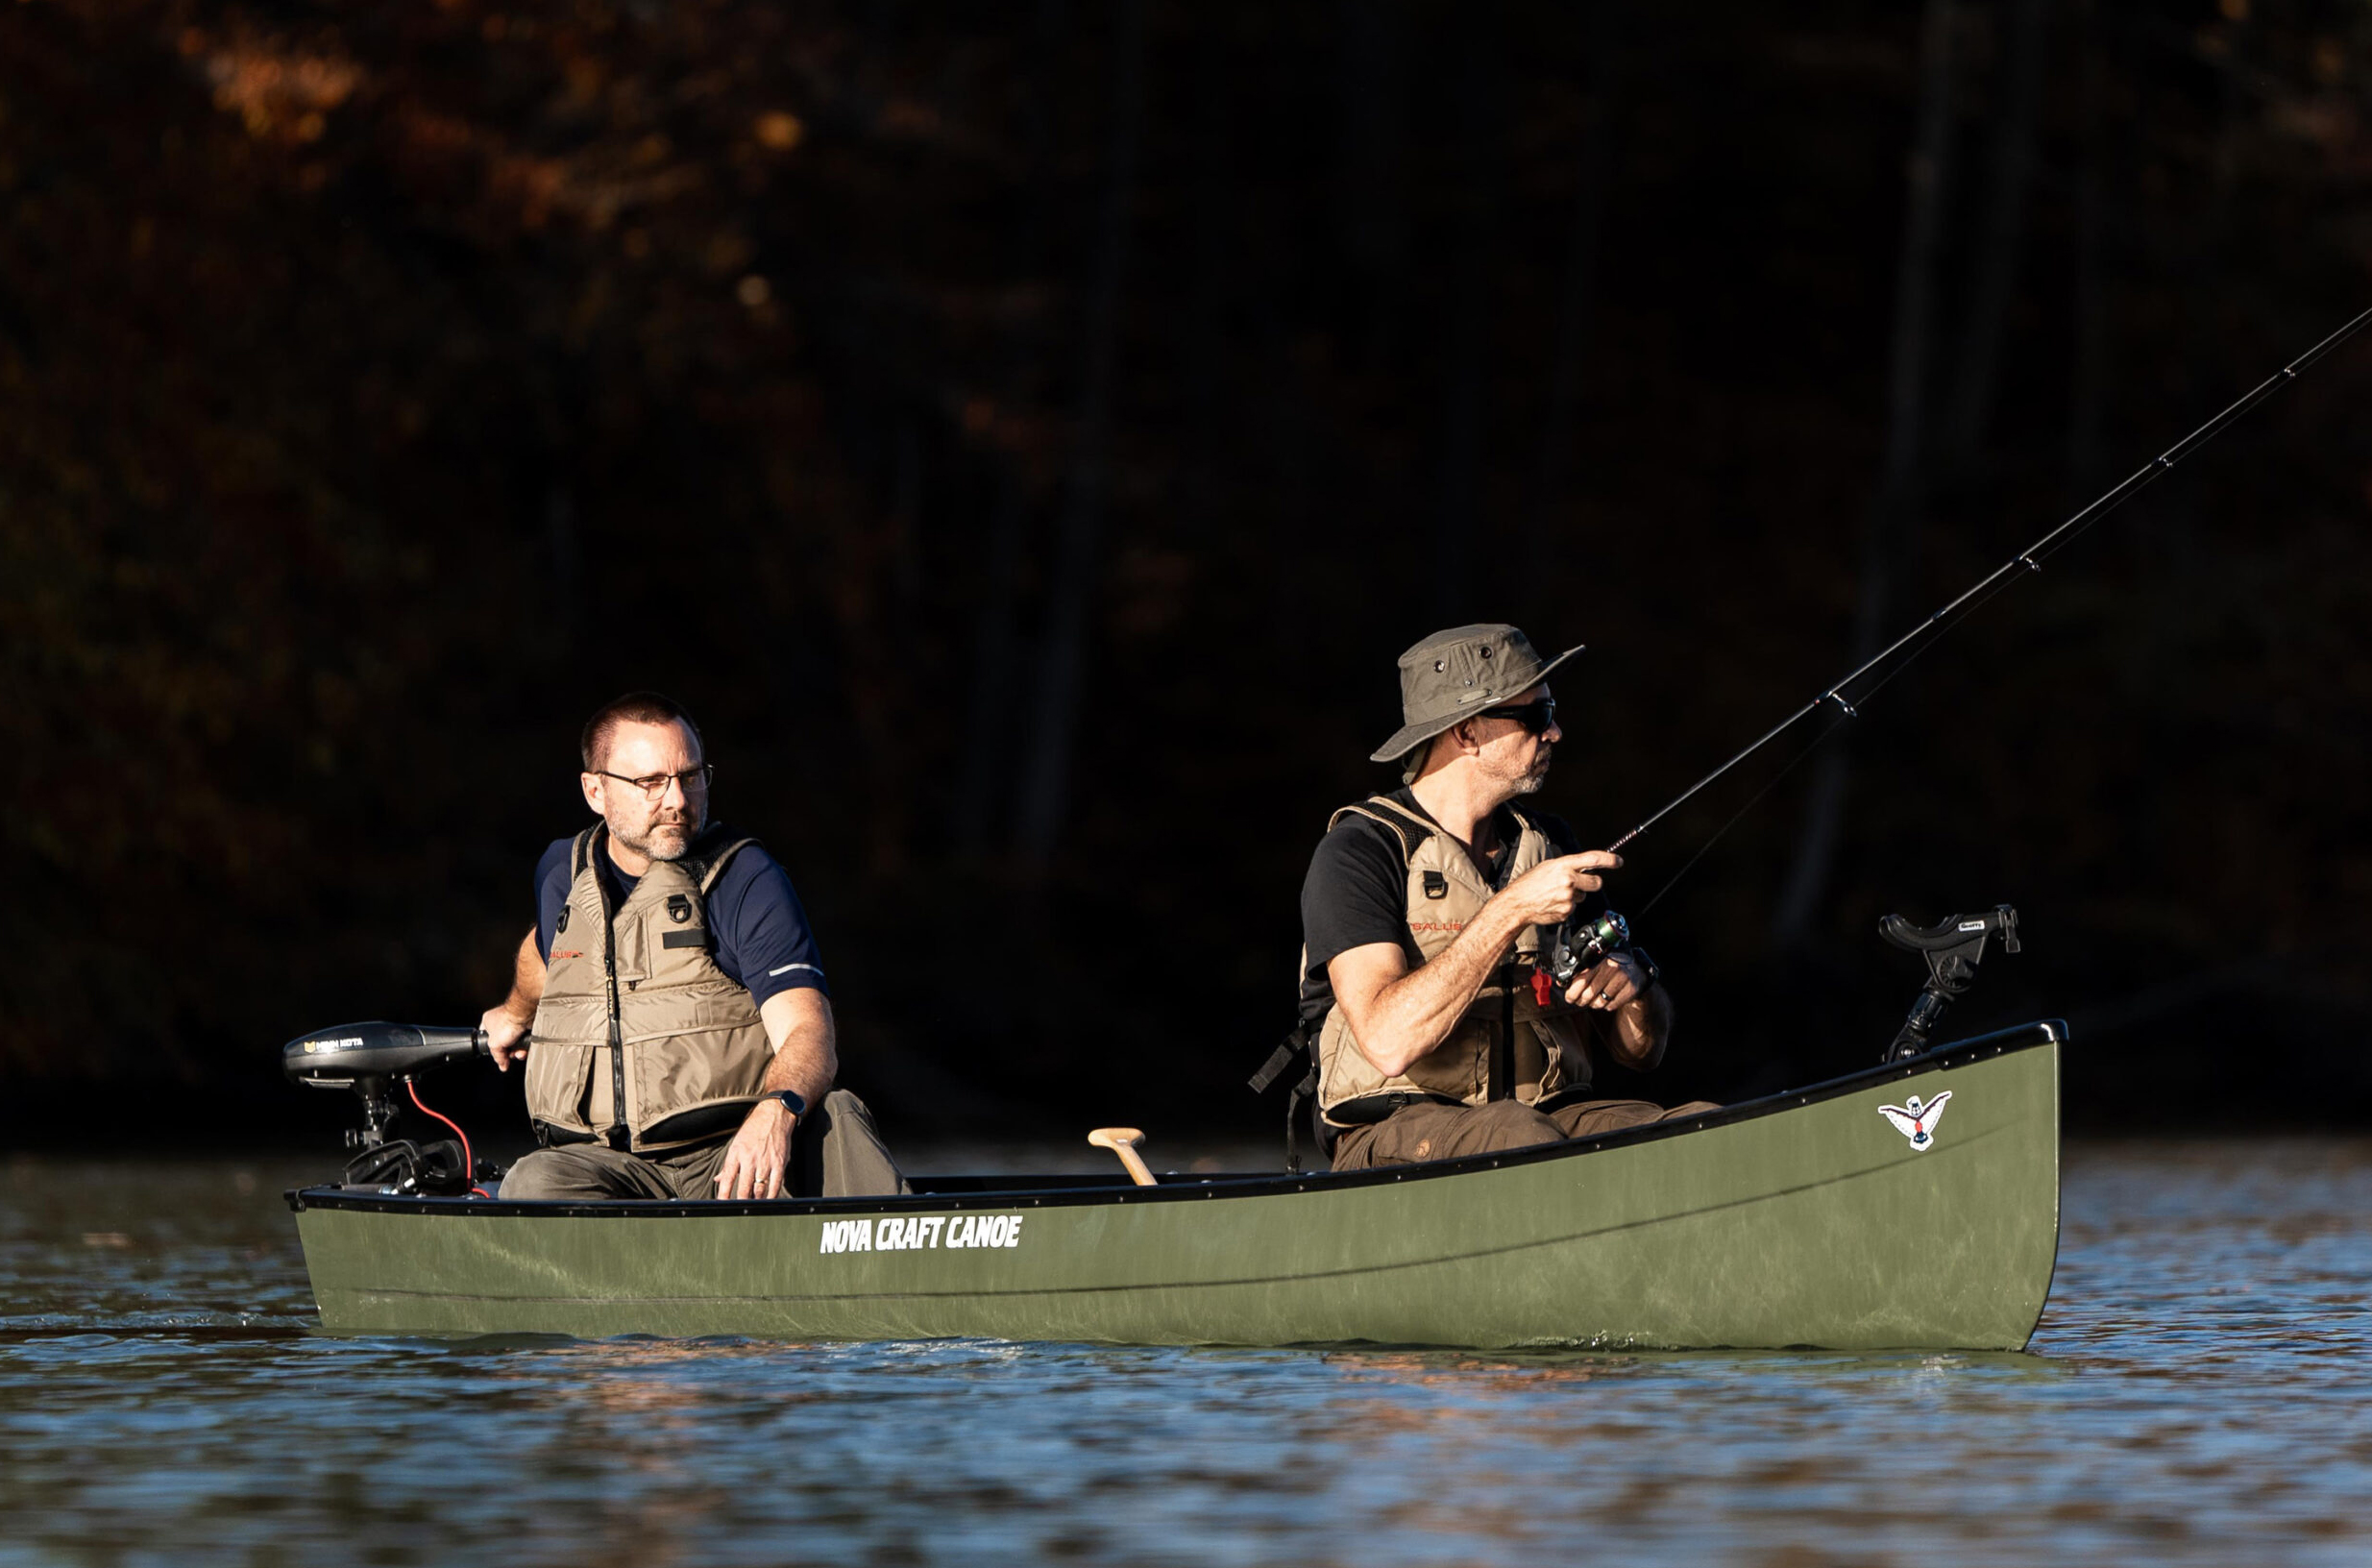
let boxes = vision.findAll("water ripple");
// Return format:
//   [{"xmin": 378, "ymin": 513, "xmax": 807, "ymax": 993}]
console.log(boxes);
[{"xmin": 3, "ymin": 1141, "xmax": 2368, "ymax": 1566}]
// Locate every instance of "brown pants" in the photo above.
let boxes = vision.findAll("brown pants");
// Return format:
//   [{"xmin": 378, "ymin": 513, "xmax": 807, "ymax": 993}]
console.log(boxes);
[
  {"xmin": 501, "ymin": 1090, "xmax": 907, "ymax": 1200},
  {"xmin": 1328, "ymin": 1096, "xmax": 1723, "ymax": 1172}
]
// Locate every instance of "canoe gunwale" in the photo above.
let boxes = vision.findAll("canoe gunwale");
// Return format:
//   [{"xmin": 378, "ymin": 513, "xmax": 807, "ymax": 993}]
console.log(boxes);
[{"xmin": 285, "ymin": 1019, "xmax": 2063, "ymax": 1220}]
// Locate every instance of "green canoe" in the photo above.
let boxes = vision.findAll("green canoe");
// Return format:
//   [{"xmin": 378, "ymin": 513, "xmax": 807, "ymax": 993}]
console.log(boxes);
[{"xmin": 287, "ymin": 1020, "xmax": 2061, "ymax": 1350}]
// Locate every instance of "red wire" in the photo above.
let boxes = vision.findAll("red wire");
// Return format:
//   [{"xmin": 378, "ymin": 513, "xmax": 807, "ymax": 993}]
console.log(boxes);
[{"xmin": 407, "ymin": 1079, "xmax": 489, "ymax": 1198}]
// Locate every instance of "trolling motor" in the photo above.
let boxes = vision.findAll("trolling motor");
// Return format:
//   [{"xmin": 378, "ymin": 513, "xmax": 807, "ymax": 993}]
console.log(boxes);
[
  {"xmin": 1876, "ymin": 905, "xmax": 2019, "ymax": 1063},
  {"xmin": 281, "ymin": 1021, "xmax": 494, "ymax": 1193}
]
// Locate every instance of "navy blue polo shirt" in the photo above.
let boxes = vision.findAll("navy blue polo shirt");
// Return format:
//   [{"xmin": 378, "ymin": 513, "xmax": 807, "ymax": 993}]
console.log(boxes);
[{"xmin": 533, "ymin": 832, "xmax": 829, "ymax": 1006}]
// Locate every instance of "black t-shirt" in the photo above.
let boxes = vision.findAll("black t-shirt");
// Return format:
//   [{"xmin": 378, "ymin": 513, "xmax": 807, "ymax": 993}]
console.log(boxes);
[{"xmin": 1297, "ymin": 788, "xmax": 1599, "ymax": 1022}]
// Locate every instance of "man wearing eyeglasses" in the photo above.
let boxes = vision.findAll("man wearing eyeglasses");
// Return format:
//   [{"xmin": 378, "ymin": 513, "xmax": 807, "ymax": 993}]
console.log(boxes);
[
  {"xmin": 1297, "ymin": 625, "xmax": 1714, "ymax": 1171},
  {"xmin": 477, "ymin": 691, "xmax": 903, "ymax": 1201}
]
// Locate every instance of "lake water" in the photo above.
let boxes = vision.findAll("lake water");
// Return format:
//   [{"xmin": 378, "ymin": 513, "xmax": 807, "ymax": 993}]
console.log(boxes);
[{"xmin": 3, "ymin": 1139, "xmax": 2368, "ymax": 1566}]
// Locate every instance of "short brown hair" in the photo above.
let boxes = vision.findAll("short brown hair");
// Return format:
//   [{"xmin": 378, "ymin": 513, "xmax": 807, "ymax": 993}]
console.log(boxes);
[{"xmin": 580, "ymin": 692, "xmax": 704, "ymax": 772}]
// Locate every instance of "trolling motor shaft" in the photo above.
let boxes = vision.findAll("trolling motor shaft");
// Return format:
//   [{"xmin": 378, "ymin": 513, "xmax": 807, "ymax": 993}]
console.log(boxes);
[{"xmin": 1879, "ymin": 906, "xmax": 2019, "ymax": 1062}]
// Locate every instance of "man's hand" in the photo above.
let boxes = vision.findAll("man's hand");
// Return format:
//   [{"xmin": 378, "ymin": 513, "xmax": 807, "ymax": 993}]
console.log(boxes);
[
  {"xmin": 1566, "ymin": 950, "xmax": 1648, "ymax": 1012},
  {"xmin": 481, "ymin": 1005, "xmax": 533, "ymax": 1071},
  {"xmin": 1497, "ymin": 851, "xmax": 1623, "ymax": 930},
  {"xmin": 1570, "ymin": 950, "xmax": 1673, "ymax": 1071},
  {"xmin": 714, "ymin": 1098, "xmax": 794, "ymax": 1199}
]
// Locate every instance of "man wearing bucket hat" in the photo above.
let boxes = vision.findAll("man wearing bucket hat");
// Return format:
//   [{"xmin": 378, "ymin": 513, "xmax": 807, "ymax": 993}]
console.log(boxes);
[{"xmin": 1293, "ymin": 624, "xmax": 1715, "ymax": 1170}]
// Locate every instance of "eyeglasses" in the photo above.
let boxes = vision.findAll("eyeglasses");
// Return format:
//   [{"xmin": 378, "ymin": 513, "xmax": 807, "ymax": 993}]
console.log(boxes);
[
  {"xmin": 1477, "ymin": 699, "xmax": 1556, "ymax": 736},
  {"xmin": 593, "ymin": 765, "xmax": 715, "ymax": 800}
]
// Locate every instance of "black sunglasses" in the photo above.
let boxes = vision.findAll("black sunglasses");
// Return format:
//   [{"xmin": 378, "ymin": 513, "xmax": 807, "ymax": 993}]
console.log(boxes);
[{"xmin": 1477, "ymin": 698, "xmax": 1556, "ymax": 736}]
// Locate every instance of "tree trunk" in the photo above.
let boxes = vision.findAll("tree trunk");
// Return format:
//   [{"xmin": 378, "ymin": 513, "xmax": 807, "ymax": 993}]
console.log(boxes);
[
  {"xmin": 1530, "ymin": 1, "xmax": 1623, "ymax": 530},
  {"xmin": 1335, "ymin": 0, "xmax": 1411, "ymax": 373},
  {"xmin": 1942, "ymin": 0, "xmax": 2051, "ymax": 472},
  {"xmin": 955, "ymin": 0, "xmax": 1069, "ymax": 855},
  {"xmin": 1771, "ymin": 0, "xmax": 1962, "ymax": 945},
  {"xmin": 1431, "ymin": 20, "xmax": 1504, "ymax": 622},
  {"xmin": 2066, "ymin": 0, "xmax": 2107, "ymax": 493},
  {"xmin": 1186, "ymin": 15, "xmax": 1235, "ymax": 543},
  {"xmin": 1015, "ymin": 0, "xmax": 1150, "ymax": 867}
]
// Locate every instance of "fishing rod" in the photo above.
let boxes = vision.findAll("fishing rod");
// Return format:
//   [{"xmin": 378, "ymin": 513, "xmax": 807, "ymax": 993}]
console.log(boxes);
[
  {"xmin": 1547, "ymin": 304, "xmax": 2372, "ymax": 984},
  {"xmin": 1612, "ymin": 303, "xmax": 2372, "ymax": 855}
]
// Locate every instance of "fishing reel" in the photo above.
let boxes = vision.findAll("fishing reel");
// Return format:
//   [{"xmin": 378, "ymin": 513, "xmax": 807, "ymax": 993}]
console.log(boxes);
[
  {"xmin": 281, "ymin": 1021, "xmax": 495, "ymax": 1192},
  {"xmin": 1530, "ymin": 909, "xmax": 1649, "ymax": 1008},
  {"xmin": 1877, "ymin": 905, "xmax": 2019, "ymax": 1063},
  {"xmin": 1549, "ymin": 909, "xmax": 1632, "ymax": 987}
]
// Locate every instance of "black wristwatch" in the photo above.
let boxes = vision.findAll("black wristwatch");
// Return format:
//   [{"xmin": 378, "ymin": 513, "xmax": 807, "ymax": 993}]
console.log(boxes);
[
  {"xmin": 1628, "ymin": 947, "xmax": 1661, "ymax": 996},
  {"xmin": 763, "ymin": 1090, "xmax": 807, "ymax": 1116}
]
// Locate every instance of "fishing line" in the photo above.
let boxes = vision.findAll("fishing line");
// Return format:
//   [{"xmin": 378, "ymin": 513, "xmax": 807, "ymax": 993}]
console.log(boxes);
[
  {"xmin": 1602, "ymin": 302, "xmax": 2372, "ymax": 879},
  {"xmin": 1628, "ymin": 566, "xmax": 2024, "ymax": 915},
  {"xmin": 1631, "ymin": 710, "xmax": 1851, "ymax": 919}
]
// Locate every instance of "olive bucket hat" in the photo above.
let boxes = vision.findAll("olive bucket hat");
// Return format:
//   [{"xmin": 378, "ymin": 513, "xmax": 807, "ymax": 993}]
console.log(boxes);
[{"xmin": 1369, "ymin": 623, "xmax": 1584, "ymax": 764}]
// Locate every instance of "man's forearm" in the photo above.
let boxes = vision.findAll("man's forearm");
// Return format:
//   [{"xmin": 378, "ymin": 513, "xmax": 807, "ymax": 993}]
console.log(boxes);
[
  {"xmin": 482, "ymin": 929, "xmax": 547, "ymax": 1069},
  {"xmin": 1606, "ymin": 985, "xmax": 1675, "ymax": 1070},
  {"xmin": 719, "ymin": 991, "xmax": 840, "ymax": 1200},
  {"xmin": 497, "ymin": 928, "xmax": 545, "ymax": 1021},
  {"xmin": 1355, "ymin": 901, "xmax": 1533, "ymax": 1076},
  {"xmin": 762, "ymin": 1029, "xmax": 835, "ymax": 1108},
  {"xmin": 756, "ymin": 990, "xmax": 838, "ymax": 1109}
]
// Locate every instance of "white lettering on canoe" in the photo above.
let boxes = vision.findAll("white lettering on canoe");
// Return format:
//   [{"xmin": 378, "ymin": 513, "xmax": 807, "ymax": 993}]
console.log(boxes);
[
  {"xmin": 819, "ymin": 1213, "xmax": 1027, "ymax": 1254},
  {"xmin": 818, "ymin": 1218, "xmax": 876, "ymax": 1253}
]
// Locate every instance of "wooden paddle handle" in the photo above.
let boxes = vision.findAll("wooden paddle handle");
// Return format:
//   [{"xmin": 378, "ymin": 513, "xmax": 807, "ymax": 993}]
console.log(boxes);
[{"xmin": 1088, "ymin": 1127, "xmax": 1156, "ymax": 1187}]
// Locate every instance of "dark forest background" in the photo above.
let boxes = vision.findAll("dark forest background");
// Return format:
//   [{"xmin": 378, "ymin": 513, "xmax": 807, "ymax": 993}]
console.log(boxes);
[{"xmin": 4, "ymin": 0, "xmax": 2369, "ymax": 1154}]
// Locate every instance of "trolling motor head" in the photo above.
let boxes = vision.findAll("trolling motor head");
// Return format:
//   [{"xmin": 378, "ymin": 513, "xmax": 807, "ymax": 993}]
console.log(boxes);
[
  {"xmin": 282, "ymin": 1021, "xmax": 489, "ymax": 1191},
  {"xmin": 282, "ymin": 1021, "xmax": 488, "ymax": 1098},
  {"xmin": 1877, "ymin": 906, "xmax": 2019, "ymax": 1062}
]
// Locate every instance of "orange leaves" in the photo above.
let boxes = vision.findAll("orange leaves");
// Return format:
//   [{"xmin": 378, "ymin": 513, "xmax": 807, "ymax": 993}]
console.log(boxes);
[{"xmin": 182, "ymin": 26, "xmax": 360, "ymax": 146}]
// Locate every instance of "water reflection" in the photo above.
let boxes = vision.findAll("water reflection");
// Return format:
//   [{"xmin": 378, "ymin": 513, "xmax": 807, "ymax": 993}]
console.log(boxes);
[{"xmin": 3, "ymin": 1142, "xmax": 2368, "ymax": 1565}]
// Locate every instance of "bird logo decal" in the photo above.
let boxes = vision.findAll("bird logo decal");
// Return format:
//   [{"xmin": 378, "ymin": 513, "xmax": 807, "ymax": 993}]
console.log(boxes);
[{"xmin": 1877, "ymin": 1090, "xmax": 1952, "ymax": 1151}]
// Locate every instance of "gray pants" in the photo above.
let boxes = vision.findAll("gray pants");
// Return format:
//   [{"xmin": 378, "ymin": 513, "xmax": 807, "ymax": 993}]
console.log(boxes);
[
  {"xmin": 501, "ymin": 1090, "xmax": 907, "ymax": 1201},
  {"xmin": 1329, "ymin": 1096, "xmax": 1723, "ymax": 1171}
]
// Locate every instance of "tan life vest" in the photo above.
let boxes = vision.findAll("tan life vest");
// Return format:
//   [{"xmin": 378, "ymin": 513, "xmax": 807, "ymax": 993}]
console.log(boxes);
[
  {"xmin": 525, "ymin": 824, "xmax": 778, "ymax": 1153},
  {"xmin": 1314, "ymin": 796, "xmax": 1592, "ymax": 1126}
]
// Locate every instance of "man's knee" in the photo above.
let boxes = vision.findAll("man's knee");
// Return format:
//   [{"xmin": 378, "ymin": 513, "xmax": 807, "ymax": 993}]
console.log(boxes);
[
  {"xmin": 499, "ymin": 1145, "xmax": 665, "ymax": 1201},
  {"xmin": 1455, "ymin": 1100, "xmax": 1564, "ymax": 1157},
  {"xmin": 1549, "ymin": 1097, "xmax": 1723, "ymax": 1139},
  {"xmin": 500, "ymin": 1147, "xmax": 610, "ymax": 1201},
  {"xmin": 1354, "ymin": 1100, "xmax": 1563, "ymax": 1167},
  {"xmin": 797, "ymin": 1090, "xmax": 906, "ymax": 1198}
]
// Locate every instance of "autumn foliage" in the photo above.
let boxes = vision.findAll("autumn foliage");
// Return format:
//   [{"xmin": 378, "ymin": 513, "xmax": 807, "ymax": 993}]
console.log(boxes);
[{"xmin": 4, "ymin": 0, "xmax": 2369, "ymax": 1141}]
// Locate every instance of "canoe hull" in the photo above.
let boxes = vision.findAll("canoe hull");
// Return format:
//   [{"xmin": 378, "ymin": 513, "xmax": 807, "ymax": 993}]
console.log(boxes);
[{"xmin": 292, "ymin": 1024, "xmax": 2061, "ymax": 1350}]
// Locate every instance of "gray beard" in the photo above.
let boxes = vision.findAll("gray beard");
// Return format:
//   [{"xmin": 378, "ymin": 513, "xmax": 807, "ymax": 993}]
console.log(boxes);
[{"xmin": 615, "ymin": 810, "xmax": 702, "ymax": 863}]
